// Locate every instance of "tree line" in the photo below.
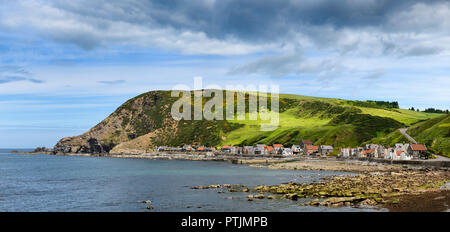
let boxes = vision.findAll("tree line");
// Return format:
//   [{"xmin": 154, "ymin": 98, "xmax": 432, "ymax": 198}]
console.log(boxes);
[{"xmin": 409, "ymin": 107, "xmax": 449, "ymax": 114}]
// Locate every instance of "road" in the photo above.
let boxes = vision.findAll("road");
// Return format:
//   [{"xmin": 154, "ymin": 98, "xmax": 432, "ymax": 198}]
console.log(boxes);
[
  {"xmin": 398, "ymin": 128, "xmax": 418, "ymax": 144},
  {"xmin": 398, "ymin": 128, "xmax": 450, "ymax": 161}
]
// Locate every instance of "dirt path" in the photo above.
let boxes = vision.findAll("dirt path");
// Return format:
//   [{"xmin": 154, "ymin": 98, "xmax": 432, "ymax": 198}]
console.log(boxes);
[{"xmin": 399, "ymin": 128, "xmax": 417, "ymax": 144}]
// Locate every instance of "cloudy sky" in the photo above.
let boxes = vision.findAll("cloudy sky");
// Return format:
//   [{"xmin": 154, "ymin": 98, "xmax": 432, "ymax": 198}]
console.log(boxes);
[{"xmin": 0, "ymin": 0, "xmax": 449, "ymax": 147}]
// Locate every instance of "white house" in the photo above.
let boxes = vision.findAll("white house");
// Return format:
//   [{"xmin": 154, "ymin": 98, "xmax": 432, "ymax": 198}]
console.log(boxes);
[
  {"xmin": 291, "ymin": 145, "xmax": 302, "ymax": 154},
  {"xmin": 340, "ymin": 148, "xmax": 351, "ymax": 158},
  {"xmin": 400, "ymin": 151, "xmax": 413, "ymax": 160},
  {"xmin": 386, "ymin": 149, "xmax": 412, "ymax": 160},
  {"xmin": 282, "ymin": 148, "xmax": 294, "ymax": 156},
  {"xmin": 395, "ymin": 143, "xmax": 410, "ymax": 152}
]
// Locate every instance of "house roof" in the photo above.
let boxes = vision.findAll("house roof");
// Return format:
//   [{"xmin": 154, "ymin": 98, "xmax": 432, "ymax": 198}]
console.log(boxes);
[
  {"xmin": 362, "ymin": 149, "xmax": 374, "ymax": 155},
  {"xmin": 222, "ymin": 145, "xmax": 231, "ymax": 149},
  {"xmin": 301, "ymin": 139, "xmax": 313, "ymax": 145},
  {"xmin": 410, "ymin": 144, "xmax": 427, "ymax": 151},
  {"xmin": 305, "ymin": 145, "xmax": 319, "ymax": 150},
  {"xmin": 266, "ymin": 146, "xmax": 274, "ymax": 152},
  {"xmin": 396, "ymin": 150, "xmax": 403, "ymax": 155},
  {"xmin": 273, "ymin": 144, "xmax": 283, "ymax": 148}
]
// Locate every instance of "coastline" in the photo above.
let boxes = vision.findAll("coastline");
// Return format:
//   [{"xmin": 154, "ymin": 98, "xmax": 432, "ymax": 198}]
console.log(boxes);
[{"xmin": 36, "ymin": 151, "xmax": 450, "ymax": 211}]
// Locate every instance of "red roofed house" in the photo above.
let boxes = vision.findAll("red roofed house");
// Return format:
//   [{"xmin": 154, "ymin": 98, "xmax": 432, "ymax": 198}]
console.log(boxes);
[
  {"xmin": 360, "ymin": 149, "xmax": 373, "ymax": 158},
  {"xmin": 273, "ymin": 144, "xmax": 284, "ymax": 154},
  {"xmin": 221, "ymin": 145, "xmax": 232, "ymax": 153},
  {"xmin": 305, "ymin": 145, "xmax": 319, "ymax": 156},
  {"xmin": 300, "ymin": 139, "xmax": 313, "ymax": 149},
  {"xmin": 265, "ymin": 146, "xmax": 274, "ymax": 154},
  {"xmin": 407, "ymin": 144, "xmax": 427, "ymax": 159},
  {"xmin": 273, "ymin": 144, "xmax": 283, "ymax": 149}
]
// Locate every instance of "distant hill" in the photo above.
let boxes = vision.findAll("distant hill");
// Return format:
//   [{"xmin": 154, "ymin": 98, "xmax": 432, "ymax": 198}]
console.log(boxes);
[{"xmin": 53, "ymin": 90, "xmax": 445, "ymax": 154}]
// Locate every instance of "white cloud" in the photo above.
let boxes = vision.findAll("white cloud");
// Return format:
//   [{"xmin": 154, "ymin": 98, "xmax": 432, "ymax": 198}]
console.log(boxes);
[{"xmin": 0, "ymin": 0, "xmax": 276, "ymax": 55}]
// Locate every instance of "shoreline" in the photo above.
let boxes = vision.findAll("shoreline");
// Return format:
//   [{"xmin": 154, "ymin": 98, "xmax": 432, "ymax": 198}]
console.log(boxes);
[
  {"xmin": 50, "ymin": 151, "xmax": 450, "ymax": 172},
  {"xmin": 25, "ymin": 151, "xmax": 450, "ymax": 212}
]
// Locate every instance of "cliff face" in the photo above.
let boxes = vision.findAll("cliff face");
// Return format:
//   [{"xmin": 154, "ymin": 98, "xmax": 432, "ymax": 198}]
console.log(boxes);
[
  {"xmin": 53, "ymin": 90, "xmax": 241, "ymax": 154},
  {"xmin": 54, "ymin": 91, "xmax": 178, "ymax": 154}
]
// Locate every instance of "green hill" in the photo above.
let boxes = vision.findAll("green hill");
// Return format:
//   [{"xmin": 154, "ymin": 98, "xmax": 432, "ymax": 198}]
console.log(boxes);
[
  {"xmin": 53, "ymin": 90, "xmax": 445, "ymax": 154},
  {"xmin": 407, "ymin": 115, "xmax": 450, "ymax": 157}
]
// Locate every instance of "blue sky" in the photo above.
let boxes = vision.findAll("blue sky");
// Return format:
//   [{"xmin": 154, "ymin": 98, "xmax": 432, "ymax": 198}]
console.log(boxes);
[{"xmin": 0, "ymin": 0, "xmax": 449, "ymax": 148}]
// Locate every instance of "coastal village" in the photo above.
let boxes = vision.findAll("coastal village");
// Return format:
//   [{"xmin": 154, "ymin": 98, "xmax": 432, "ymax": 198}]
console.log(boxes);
[{"xmin": 154, "ymin": 139, "xmax": 430, "ymax": 161}]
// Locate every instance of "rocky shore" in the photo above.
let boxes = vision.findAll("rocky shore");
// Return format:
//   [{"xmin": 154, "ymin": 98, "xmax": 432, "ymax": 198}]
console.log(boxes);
[
  {"xmin": 45, "ymin": 151, "xmax": 450, "ymax": 211},
  {"xmin": 191, "ymin": 168, "xmax": 449, "ymax": 211}
]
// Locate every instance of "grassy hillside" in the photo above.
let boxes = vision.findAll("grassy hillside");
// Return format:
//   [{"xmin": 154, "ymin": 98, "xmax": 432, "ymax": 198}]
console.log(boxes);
[
  {"xmin": 407, "ymin": 115, "xmax": 450, "ymax": 157},
  {"xmin": 222, "ymin": 97, "xmax": 438, "ymax": 148},
  {"xmin": 54, "ymin": 90, "xmax": 445, "ymax": 154},
  {"xmin": 368, "ymin": 130, "xmax": 409, "ymax": 146}
]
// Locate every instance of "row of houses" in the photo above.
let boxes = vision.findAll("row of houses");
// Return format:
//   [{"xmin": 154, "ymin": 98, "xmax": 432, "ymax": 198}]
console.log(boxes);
[
  {"xmin": 339, "ymin": 143, "xmax": 428, "ymax": 160},
  {"xmin": 153, "ymin": 139, "xmax": 336, "ymax": 156}
]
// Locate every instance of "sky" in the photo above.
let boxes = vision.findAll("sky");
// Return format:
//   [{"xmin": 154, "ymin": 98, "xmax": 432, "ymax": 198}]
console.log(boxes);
[{"xmin": 0, "ymin": 0, "xmax": 449, "ymax": 147}]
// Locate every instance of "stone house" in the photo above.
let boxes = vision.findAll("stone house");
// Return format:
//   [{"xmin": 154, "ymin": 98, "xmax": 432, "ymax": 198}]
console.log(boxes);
[
  {"xmin": 319, "ymin": 145, "xmax": 334, "ymax": 156},
  {"xmin": 300, "ymin": 139, "xmax": 313, "ymax": 149},
  {"xmin": 305, "ymin": 145, "xmax": 319, "ymax": 156},
  {"xmin": 407, "ymin": 144, "xmax": 427, "ymax": 158}
]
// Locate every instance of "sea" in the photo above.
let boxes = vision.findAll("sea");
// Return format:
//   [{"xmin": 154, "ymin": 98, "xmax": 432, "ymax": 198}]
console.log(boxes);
[{"xmin": 0, "ymin": 149, "xmax": 378, "ymax": 212}]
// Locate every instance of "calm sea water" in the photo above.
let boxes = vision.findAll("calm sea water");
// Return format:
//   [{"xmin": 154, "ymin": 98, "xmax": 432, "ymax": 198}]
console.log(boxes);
[{"xmin": 0, "ymin": 149, "xmax": 377, "ymax": 212}]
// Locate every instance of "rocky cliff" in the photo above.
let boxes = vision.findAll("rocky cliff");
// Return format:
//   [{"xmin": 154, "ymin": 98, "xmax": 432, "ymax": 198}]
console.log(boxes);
[
  {"xmin": 53, "ymin": 90, "xmax": 242, "ymax": 154},
  {"xmin": 54, "ymin": 91, "xmax": 178, "ymax": 154}
]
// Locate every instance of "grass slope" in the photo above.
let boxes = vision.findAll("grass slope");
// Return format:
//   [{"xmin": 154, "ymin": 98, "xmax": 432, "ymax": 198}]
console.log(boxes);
[
  {"xmin": 407, "ymin": 115, "xmax": 450, "ymax": 157},
  {"xmin": 220, "ymin": 96, "xmax": 440, "ymax": 148}
]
